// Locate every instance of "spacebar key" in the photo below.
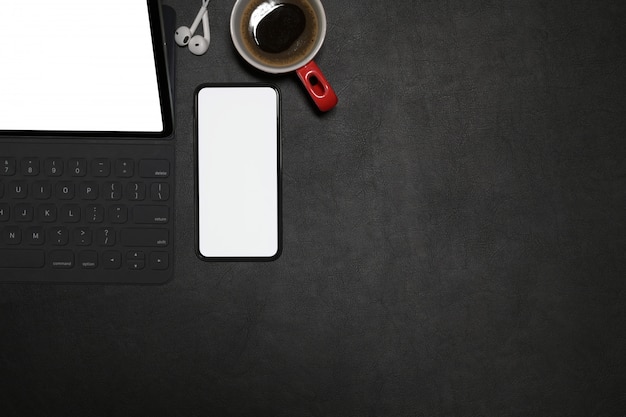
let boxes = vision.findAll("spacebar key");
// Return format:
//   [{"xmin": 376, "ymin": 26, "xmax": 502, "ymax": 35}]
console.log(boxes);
[
  {"xmin": 122, "ymin": 228, "xmax": 169, "ymax": 247},
  {"xmin": 0, "ymin": 249, "xmax": 45, "ymax": 268}
]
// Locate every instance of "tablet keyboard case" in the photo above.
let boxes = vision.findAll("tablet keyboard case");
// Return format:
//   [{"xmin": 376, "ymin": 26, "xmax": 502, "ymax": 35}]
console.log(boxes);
[{"xmin": 0, "ymin": 6, "xmax": 177, "ymax": 284}]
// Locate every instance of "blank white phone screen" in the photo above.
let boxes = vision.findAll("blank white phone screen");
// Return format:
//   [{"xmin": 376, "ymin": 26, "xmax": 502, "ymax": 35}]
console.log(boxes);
[
  {"xmin": 197, "ymin": 86, "xmax": 280, "ymax": 259},
  {"xmin": 0, "ymin": 0, "xmax": 163, "ymax": 132}
]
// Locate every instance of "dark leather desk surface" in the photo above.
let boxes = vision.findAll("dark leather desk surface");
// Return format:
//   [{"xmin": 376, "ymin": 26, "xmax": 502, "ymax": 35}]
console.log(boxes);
[{"xmin": 1, "ymin": 1, "xmax": 625, "ymax": 416}]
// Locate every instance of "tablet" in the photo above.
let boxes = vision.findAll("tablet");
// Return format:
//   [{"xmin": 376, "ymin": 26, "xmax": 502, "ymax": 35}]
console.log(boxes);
[
  {"xmin": 195, "ymin": 84, "xmax": 282, "ymax": 261},
  {"xmin": 0, "ymin": 0, "xmax": 173, "ymax": 137},
  {"xmin": 0, "ymin": 1, "xmax": 176, "ymax": 284}
]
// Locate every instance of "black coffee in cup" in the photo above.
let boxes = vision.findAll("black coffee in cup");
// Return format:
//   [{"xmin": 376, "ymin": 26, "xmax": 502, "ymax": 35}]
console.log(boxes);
[{"xmin": 240, "ymin": 0, "xmax": 319, "ymax": 68}]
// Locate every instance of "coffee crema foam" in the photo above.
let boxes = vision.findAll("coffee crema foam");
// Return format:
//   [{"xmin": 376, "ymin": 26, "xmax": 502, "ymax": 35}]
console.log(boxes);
[{"xmin": 240, "ymin": 0, "xmax": 318, "ymax": 68}]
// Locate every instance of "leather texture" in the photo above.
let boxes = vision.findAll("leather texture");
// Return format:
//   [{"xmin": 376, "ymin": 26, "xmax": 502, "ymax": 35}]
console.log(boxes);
[{"xmin": 1, "ymin": 0, "xmax": 625, "ymax": 416}]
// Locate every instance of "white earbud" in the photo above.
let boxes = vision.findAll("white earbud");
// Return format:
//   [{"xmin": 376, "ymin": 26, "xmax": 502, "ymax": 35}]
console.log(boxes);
[
  {"xmin": 189, "ymin": 11, "xmax": 210, "ymax": 55},
  {"xmin": 175, "ymin": 0, "xmax": 209, "ymax": 47}
]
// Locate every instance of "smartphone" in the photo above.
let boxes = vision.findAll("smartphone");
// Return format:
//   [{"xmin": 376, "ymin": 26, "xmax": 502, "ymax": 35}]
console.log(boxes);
[{"xmin": 195, "ymin": 84, "xmax": 281, "ymax": 261}]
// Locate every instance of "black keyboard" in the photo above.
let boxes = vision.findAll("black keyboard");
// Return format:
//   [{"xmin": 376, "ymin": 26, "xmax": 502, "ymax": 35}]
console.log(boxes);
[{"xmin": 0, "ymin": 141, "xmax": 174, "ymax": 284}]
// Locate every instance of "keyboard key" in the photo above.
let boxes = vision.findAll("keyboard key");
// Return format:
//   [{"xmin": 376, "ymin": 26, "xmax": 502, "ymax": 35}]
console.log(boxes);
[
  {"xmin": 116, "ymin": 159, "xmax": 134, "ymax": 177},
  {"xmin": 86, "ymin": 204, "xmax": 105, "ymax": 223},
  {"xmin": 0, "ymin": 204, "xmax": 9, "ymax": 221},
  {"xmin": 25, "ymin": 227, "xmax": 45, "ymax": 245},
  {"xmin": 109, "ymin": 205, "xmax": 128, "ymax": 223},
  {"xmin": 74, "ymin": 227, "xmax": 92, "ymax": 246},
  {"xmin": 150, "ymin": 183, "xmax": 170, "ymax": 201},
  {"xmin": 133, "ymin": 205, "xmax": 169, "ymax": 224},
  {"xmin": 78, "ymin": 251, "xmax": 98, "ymax": 269},
  {"xmin": 60, "ymin": 204, "xmax": 81, "ymax": 223},
  {"xmin": 49, "ymin": 227, "xmax": 69, "ymax": 246},
  {"xmin": 128, "ymin": 260, "xmax": 145, "ymax": 270},
  {"xmin": 2, "ymin": 226, "xmax": 21, "ymax": 244},
  {"xmin": 139, "ymin": 160, "xmax": 170, "ymax": 178},
  {"xmin": 50, "ymin": 250, "xmax": 74, "ymax": 269},
  {"xmin": 1, "ymin": 158, "xmax": 16, "ymax": 176},
  {"xmin": 92, "ymin": 159, "xmax": 110, "ymax": 177},
  {"xmin": 22, "ymin": 158, "xmax": 40, "ymax": 176},
  {"xmin": 0, "ymin": 182, "xmax": 4, "ymax": 198},
  {"xmin": 127, "ymin": 182, "xmax": 146, "ymax": 201},
  {"xmin": 56, "ymin": 181, "xmax": 75, "ymax": 200},
  {"xmin": 38, "ymin": 204, "xmax": 57, "ymax": 222},
  {"xmin": 127, "ymin": 250, "xmax": 145, "ymax": 270},
  {"xmin": 96, "ymin": 227, "xmax": 116, "ymax": 246},
  {"xmin": 79, "ymin": 182, "xmax": 99, "ymax": 200},
  {"xmin": 44, "ymin": 158, "xmax": 63, "ymax": 176},
  {"xmin": 102, "ymin": 250, "xmax": 122, "ymax": 269},
  {"xmin": 15, "ymin": 204, "xmax": 34, "ymax": 222},
  {"xmin": 69, "ymin": 158, "xmax": 87, "ymax": 177},
  {"xmin": 150, "ymin": 252, "xmax": 169, "ymax": 270},
  {"xmin": 121, "ymin": 228, "xmax": 169, "ymax": 247},
  {"xmin": 127, "ymin": 250, "xmax": 145, "ymax": 260},
  {"xmin": 104, "ymin": 182, "xmax": 122, "ymax": 200},
  {"xmin": 33, "ymin": 181, "xmax": 52, "ymax": 199},
  {"xmin": 8, "ymin": 180, "xmax": 27, "ymax": 198},
  {"xmin": 0, "ymin": 249, "xmax": 45, "ymax": 268}
]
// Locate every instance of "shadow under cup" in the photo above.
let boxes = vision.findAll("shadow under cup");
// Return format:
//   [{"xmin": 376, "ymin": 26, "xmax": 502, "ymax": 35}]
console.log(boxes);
[{"xmin": 230, "ymin": 0, "xmax": 338, "ymax": 112}]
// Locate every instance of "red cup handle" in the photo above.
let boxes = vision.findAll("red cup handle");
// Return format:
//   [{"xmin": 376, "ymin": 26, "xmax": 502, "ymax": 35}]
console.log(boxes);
[{"xmin": 295, "ymin": 60, "xmax": 338, "ymax": 112}]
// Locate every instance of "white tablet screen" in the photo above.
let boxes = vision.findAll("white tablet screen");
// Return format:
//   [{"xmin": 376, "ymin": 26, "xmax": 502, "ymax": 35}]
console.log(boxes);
[{"xmin": 0, "ymin": 0, "xmax": 165, "ymax": 133}]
